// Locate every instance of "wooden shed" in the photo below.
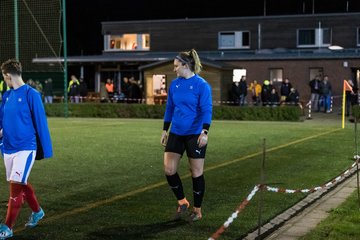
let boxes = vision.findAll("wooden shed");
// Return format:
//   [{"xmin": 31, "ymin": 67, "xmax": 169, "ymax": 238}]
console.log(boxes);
[{"xmin": 139, "ymin": 60, "xmax": 233, "ymax": 105}]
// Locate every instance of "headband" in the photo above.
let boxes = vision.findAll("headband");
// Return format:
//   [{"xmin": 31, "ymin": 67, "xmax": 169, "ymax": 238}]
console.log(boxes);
[{"xmin": 175, "ymin": 55, "xmax": 188, "ymax": 64}]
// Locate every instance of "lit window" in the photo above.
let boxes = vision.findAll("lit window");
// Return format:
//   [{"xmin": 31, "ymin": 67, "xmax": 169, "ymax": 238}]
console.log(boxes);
[
  {"xmin": 104, "ymin": 34, "xmax": 150, "ymax": 51},
  {"xmin": 110, "ymin": 40, "xmax": 115, "ymax": 49},
  {"xmin": 233, "ymin": 69, "xmax": 246, "ymax": 82}
]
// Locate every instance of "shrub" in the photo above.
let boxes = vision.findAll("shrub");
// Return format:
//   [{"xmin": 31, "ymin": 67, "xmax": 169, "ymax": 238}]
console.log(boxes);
[
  {"xmin": 45, "ymin": 103, "xmax": 302, "ymax": 121},
  {"xmin": 352, "ymin": 105, "xmax": 360, "ymax": 120}
]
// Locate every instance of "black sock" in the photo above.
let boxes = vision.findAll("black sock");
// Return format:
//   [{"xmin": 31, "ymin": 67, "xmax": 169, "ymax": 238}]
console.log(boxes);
[
  {"xmin": 166, "ymin": 173, "xmax": 185, "ymax": 200},
  {"xmin": 192, "ymin": 175, "xmax": 205, "ymax": 208}
]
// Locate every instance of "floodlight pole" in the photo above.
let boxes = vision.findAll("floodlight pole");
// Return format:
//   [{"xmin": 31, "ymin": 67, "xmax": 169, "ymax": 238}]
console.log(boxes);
[
  {"xmin": 257, "ymin": 138, "xmax": 266, "ymax": 237},
  {"xmin": 62, "ymin": 0, "xmax": 68, "ymax": 117},
  {"xmin": 14, "ymin": 0, "xmax": 19, "ymax": 60}
]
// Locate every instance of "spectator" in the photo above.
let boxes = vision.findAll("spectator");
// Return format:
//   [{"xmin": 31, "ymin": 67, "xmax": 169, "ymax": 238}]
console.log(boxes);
[
  {"xmin": 0, "ymin": 79, "xmax": 10, "ymax": 101},
  {"xmin": 261, "ymin": 80, "xmax": 272, "ymax": 106},
  {"xmin": 249, "ymin": 80, "xmax": 262, "ymax": 106},
  {"xmin": 239, "ymin": 75, "xmax": 248, "ymax": 106},
  {"xmin": 345, "ymin": 79, "xmax": 355, "ymax": 116},
  {"xmin": 231, "ymin": 81, "xmax": 240, "ymax": 105},
  {"xmin": 35, "ymin": 80, "xmax": 43, "ymax": 95},
  {"xmin": 128, "ymin": 77, "xmax": 142, "ymax": 103},
  {"xmin": 351, "ymin": 81, "xmax": 359, "ymax": 115},
  {"xmin": 268, "ymin": 88, "xmax": 280, "ymax": 107},
  {"xmin": 319, "ymin": 75, "xmax": 332, "ymax": 113},
  {"xmin": 286, "ymin": 87, "xmax": 300, "ymax": 106},
  {"xmin": 309, "ymin": 75, "xmax": 321, "ymax": 112},
  {"xmin": 43, "ymin": 78, "xmax": 53, "ymax": 104},
  {"xmin": 122, "ymin": 76, "xmax": 131, "ymax": 99},
  {"xmin": 68, "ymin": 75, "xmax": 80, "ymax": 103},
  {"xmin": 280, "ymin": 78, "xmax": 292, "ymax": 103},
  {"xmin": 105, "ymin": 78, "xmax": 114, "ymax": 101},
  {"xmin": 26, "ymin": 79, "xmax": 36, "ymax": 89},
  {"xmin": 79, "ymin": 77, "xmax": 88, "ymax": 102}
]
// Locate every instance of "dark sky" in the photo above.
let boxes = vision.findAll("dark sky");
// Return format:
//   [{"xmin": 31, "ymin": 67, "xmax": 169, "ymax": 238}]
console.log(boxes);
[{"xmin": 66, "ymin": 0, "xmax": 360, "ymax": 56}]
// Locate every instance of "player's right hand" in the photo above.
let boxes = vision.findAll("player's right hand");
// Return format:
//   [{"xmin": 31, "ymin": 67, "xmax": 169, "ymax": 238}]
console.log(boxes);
[{"xmin": 160, "ymin": 130, "xmax": 168, "ymax": 147}]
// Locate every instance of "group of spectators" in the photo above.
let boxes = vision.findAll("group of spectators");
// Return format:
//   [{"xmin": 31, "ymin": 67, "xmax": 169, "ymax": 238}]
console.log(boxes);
[
  {"xmin": 230, "ymin": 74, "xmax": 360, "ymax": 115},
  {"xmin": 67, "ymin": 75, "xmax": 88, "ymax": 103},
  {"xmin": 309, "ymin": 75, "xmax": 333, "ymax": 113},
  {"xmin": 69, "ymin": 75, "xmax": 142, "ymax": 104},
  {"xmin": 120, "ymin": 76, "xmax": 143, "ymax": 103},
  {"xmin": 100, "ymin": 76, "xmax": 143, "ymax": 103},
  {"xmin": 4, "ymin": 73, "xmax": 352, "ymax": 113},
  {"xmin": 231, "ymin": 76, "xmax": 300, "ymax": 107},
  {"xmin": 0, "ymin": 74, "xmax": 144, "ymax": 104}
]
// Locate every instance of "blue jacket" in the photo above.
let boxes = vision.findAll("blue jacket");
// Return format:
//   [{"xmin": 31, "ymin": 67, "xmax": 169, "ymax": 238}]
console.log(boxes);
[
  {"xmin": 0, "ymin": 84, "xmax": 52, "ymax": 158},
  {"xmin": 164, "ymin": 74, "xmax": 212, "ymax": 135}
]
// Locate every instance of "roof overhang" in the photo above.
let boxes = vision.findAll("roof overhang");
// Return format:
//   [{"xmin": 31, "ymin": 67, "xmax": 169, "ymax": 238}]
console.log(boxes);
[{"xmin": 32, "ymin": 49, "xmax": 360, "ymax": 65}]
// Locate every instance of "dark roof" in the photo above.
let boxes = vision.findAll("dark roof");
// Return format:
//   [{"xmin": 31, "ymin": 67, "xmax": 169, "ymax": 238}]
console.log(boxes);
[
  {"xmin": 32, "ymin": 51, "xmax": 177, "ymax": 64},
  {"xmin": 102, "ymin": 12, "xmax": 360, "ymax": 26},
  {"xmin": 202, "ymin": 48, "xmax": 360, "ymax": 61},
  {"xmin": 138, "ymin": 58, "xmax": 230, "ymax": 70},
  {"xmin": 32, "ymin": 48, "xmax": 360, "ymax": 65}
]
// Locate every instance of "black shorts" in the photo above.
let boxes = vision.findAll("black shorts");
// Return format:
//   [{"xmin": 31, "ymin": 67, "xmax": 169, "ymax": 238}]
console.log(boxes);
[{"xmin": 165, "ymin": 133, "xmax": 207, "ymax": 158}]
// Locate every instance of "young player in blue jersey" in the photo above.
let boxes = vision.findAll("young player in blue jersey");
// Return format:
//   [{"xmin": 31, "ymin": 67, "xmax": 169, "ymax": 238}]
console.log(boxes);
[
  {"xmin": 0, "ymin": 59, "xmax": 53, "ymax": 239},
  {"xmin": 160, "ymin": 49, "xmax": 212, "ymax": 221}
]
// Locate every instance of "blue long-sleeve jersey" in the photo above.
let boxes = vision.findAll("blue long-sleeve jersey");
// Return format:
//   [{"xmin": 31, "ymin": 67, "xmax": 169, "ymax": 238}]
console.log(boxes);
[
  {"xmin": 0, "ymin": 84, "xmax": 53, "ymax": 158},
  {"xmin": 164, "ymin": 74, "xmax": 212, "ymax": 135}
]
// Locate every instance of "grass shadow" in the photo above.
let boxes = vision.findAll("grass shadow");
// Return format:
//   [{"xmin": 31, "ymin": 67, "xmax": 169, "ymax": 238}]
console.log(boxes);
[{"xmin": 86, "ymin": 219, "xmax": 189, "ymax": 239}]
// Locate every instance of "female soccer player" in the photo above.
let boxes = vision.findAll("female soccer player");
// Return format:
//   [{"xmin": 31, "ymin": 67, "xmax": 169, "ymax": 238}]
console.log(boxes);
[
  {"xmin": 0, "ymin": 59, "xmax": 53, "ymax": 239},
  {"xmin": 160, "ymin": 49, "xmax": 212, "ymax": 221}
]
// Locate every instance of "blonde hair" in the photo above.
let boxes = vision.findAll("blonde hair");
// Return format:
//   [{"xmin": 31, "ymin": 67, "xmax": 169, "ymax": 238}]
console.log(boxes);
[{"xmin": 175, "ymin": 49, "xmax": 202, "ymax": 74}]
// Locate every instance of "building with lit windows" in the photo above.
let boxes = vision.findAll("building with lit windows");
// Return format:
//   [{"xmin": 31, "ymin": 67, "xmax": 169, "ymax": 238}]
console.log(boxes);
[{"xmin": 34, "ymin": 12, "xmax": 360, "ymax": 105}]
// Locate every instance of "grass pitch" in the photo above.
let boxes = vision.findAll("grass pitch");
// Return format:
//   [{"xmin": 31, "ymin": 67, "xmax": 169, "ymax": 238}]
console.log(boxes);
[{"xmin": 0, "ymin": 117, "xmax": 355, "ymax": 240}]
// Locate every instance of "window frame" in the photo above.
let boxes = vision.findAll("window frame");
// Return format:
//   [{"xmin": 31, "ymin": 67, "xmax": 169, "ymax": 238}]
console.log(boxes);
[
  {"xmin": 104, "ymin": 33, "xmax": 150, "ymax": 52},
  {"xmin": 269, "ymin": 68, "xmax": 283, "ymax": 83},
  {"xmin": 218, "ymin": 31, "xmax": 250, "ymax": 50},
  {"xmin": 297, "ymin": 28, "xmax": 331, "ymax": 48}
]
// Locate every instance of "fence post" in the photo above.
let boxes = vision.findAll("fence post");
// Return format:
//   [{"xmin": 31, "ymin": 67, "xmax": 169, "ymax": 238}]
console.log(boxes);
[
  {"xmin": 257, "ymin": 138, "xmax": 266, "ymax": 237},
  {"xmin": 330, "ymin": 96, "xmax": 333, "ymax": 113},
  {"xmin": 306, "ymin": 100, "xmax": 312, "ymax": 119},
  {"xmin": 354, "ymin": 116, "xmax": 360, "ymax": 208}
]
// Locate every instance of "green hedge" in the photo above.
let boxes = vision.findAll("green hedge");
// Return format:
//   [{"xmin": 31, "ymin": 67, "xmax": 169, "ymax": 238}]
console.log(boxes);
[
  {"xmin": 352, "ymin": 106, "xmax": 360, "ymax": 119},
  {"xmin": 45, "ymin": 103, "xmax": 302, "ymax": 121}
]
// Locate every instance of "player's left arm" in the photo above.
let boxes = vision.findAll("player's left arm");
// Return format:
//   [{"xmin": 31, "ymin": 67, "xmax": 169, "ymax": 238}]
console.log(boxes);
[
  {"xmin": 0, "ymin": 91, "xmax": 9, "ymax": 138},
  {"xmin": 0, "ymin": 101, "xmax": 4, "ymax": 137},
  {"xmin": 28, "ymin": 89, "xmax": 53, "ymax": 158},
  {"xmin": 198, "ymin": 82, "xmax": 212, "ymax": 148}
]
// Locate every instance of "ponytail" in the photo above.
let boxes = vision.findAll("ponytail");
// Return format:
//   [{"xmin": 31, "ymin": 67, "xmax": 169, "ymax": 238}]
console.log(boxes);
[
  {"xmin": 189, "ymin": 49, "xmax": 202, "ymax": 74},
  {"xmin": 176, "ymin": 49, "xmax": 202, "ymax": 74}
]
